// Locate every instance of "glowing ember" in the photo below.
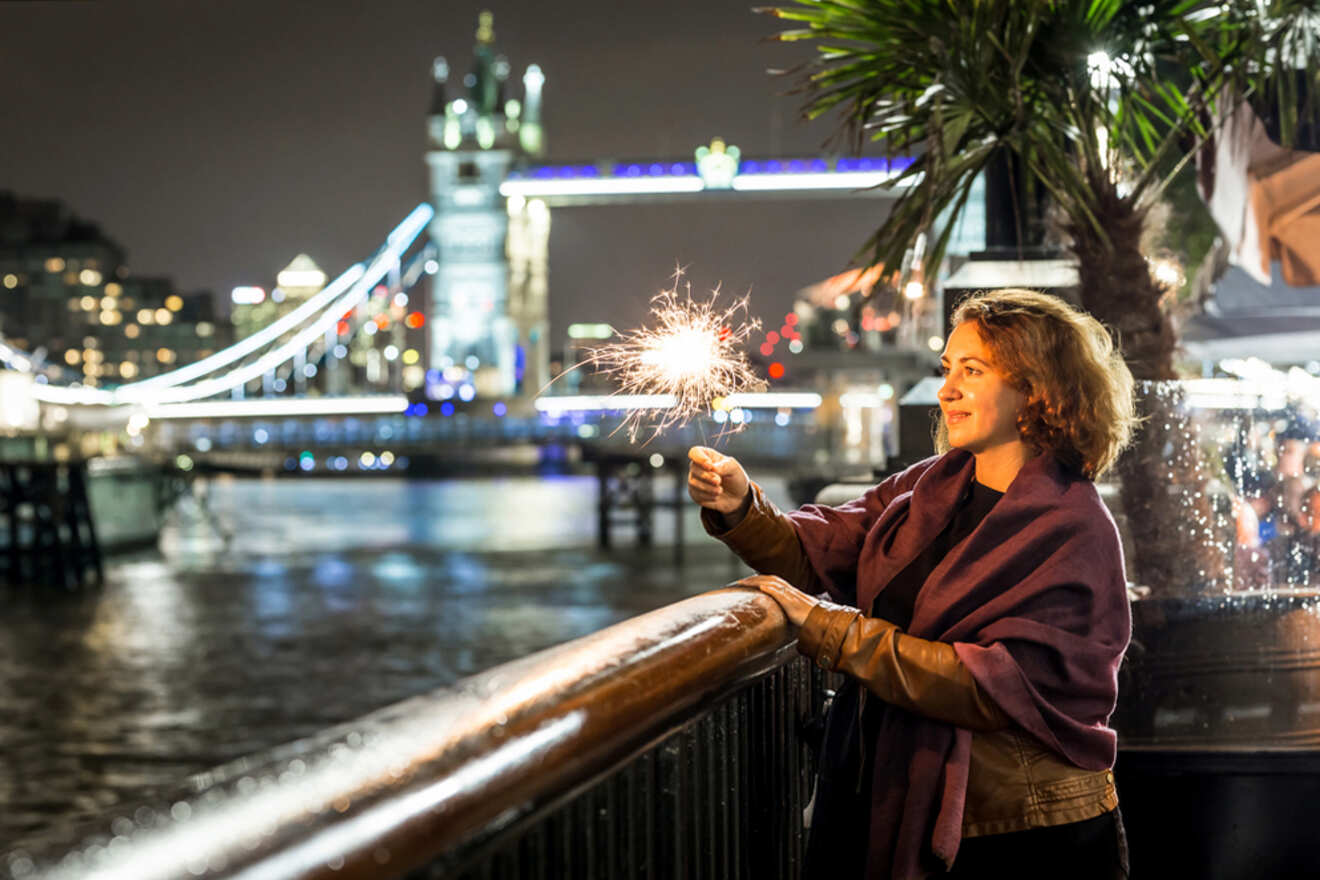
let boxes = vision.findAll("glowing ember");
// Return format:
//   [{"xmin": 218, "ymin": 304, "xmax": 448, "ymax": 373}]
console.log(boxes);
[{"xmin": 582, "ymin": 269, "xmax": 767, "ymax": 444}]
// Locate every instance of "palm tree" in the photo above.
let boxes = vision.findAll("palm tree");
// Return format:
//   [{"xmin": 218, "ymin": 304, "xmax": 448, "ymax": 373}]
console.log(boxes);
[{"xmin": 763, "ymin": 0, "xmax": 1320, "ymax": 595}]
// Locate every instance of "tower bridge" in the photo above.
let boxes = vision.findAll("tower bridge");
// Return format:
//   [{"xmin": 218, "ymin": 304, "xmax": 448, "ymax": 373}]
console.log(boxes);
[{"xmin": 0, "ymin": 12, "xmax": 982, "ymax": 469}]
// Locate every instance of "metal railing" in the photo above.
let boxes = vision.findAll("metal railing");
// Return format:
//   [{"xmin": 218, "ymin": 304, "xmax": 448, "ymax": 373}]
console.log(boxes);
[{"xmin": 13, "ymin": 589, "xmax": 828, "ymax": 880}]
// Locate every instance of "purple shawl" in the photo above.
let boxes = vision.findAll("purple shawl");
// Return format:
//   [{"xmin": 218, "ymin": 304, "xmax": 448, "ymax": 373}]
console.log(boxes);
[{"xmin": 786, "ymin": 450, "xmax": 1130, "ymax": 878}]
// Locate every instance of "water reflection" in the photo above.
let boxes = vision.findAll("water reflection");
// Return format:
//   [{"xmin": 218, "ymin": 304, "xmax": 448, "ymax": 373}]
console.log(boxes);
[{"xmin": 0, "ymin": 474, "xmax": 782, "ymax": 851}]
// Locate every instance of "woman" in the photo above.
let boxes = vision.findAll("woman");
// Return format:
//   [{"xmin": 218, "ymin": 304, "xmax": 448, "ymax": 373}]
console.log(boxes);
[{"xmin": 688, "ymin": 289, "xmax": 1137, "ymax": 879}]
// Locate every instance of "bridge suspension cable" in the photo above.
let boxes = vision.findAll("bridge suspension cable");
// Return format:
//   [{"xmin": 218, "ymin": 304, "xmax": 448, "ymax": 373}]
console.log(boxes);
[{"xmin": 15, "ymin": 203, "xmax": 434, "ymax": 409}]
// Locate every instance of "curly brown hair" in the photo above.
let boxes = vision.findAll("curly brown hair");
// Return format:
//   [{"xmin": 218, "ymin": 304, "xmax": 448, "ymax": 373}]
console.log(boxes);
[{"xmin": 935, "ymin": 289, "xmax": 1138, "ymax": 480}]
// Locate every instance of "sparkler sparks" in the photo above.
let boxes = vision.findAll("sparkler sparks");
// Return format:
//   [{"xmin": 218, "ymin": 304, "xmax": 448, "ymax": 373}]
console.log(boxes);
[{"xmin": 580, "ymin": 269, "xmax": 768, "ymax": 444}]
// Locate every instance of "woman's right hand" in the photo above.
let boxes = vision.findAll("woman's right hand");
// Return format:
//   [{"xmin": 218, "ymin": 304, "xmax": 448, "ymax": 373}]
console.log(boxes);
[{"xmin": 687, "ymin": 446, "xmax": 750, "ymax": 515}]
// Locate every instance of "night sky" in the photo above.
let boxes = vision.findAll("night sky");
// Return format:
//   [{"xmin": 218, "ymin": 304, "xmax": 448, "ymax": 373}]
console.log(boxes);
[{"xmin": 2, "ymin": 0, "xmax": 895, "ymax": 339}]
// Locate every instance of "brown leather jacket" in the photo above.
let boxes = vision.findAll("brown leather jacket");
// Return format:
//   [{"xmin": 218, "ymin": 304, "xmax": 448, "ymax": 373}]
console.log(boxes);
[{"xmin": 703, "ymin": 481, "xmax": 1117, "ymax": 837}]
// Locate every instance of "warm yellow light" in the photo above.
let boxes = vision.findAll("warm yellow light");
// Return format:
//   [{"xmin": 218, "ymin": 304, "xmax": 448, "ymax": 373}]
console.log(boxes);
[
  {"xmin": 2, "ymin": 274, "xmax": 17, "ymax": 289},
  {"xmin": 138, "ymin": 309, "xmax": 154, "ymax": 325},
  {"xmin": 120, "ymin": 362, "xmax": 138, "ymax": 378},
  {"xmin": 105, "ymin": 282, "xmax": 122, "ymax": 296},
  {"xmin": 156, "ymin": 348, "xmax": 175, "ymax": 364},
  {"xmin": 64, "ymin": 350, "xmax": 80, "ymax": 365},
  {"xmin": 100, "ymin": 296, "xmax": 115, "ymax": 310},
  {"xmin": 165, "ymin": 295, "xmax": 183, "ymax": 311},
  {"xmin": 155, "ymin": 308, "xmax": 172, "ymax": 325},
  {"xmin": 44, "ymin": 257, "xmax": 65, "ymax": 273},
  {"xmin": 196, "ymin": 321, "xmax": 213, "ymax": 337},
  {"xmin": 124, "ymin": 324, "xmax": 140, "ymax": 339},
  {"xmin": 904, "ymin": 281, "xmax": 925, "ymax": 300},
  {"xmin": 100, "ymin": 310, "xmax": 121, "ymax": 325},
  {"xmin": 401, "ymin": 348, "xmax": 420, "ymax": 365},
  {"xmin": 79, "ymin": 268, "xmax": 102, "ymax": 286},
  {"xmin": 79, "ymin": 296, "xmax": 96, "ymax": 311}
]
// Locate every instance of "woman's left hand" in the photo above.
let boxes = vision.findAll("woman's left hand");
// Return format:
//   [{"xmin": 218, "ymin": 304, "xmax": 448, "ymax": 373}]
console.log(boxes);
[{"xmin": 740, "ymin": 574, "xmax": 818, "ymax": 627}]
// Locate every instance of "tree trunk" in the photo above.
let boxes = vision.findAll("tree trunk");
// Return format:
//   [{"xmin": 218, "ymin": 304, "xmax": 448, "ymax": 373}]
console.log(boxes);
[{"xmin": 1070, "ymin": 181, "xmax": 1229, "ymax": 595}]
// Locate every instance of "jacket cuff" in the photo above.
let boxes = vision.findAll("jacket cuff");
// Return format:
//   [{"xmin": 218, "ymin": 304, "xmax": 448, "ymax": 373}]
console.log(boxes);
[
  {"xmin": 699, "ymin": 487, "xmax": 753, "ymax": 536},
  {"xmin": 699, "ymin": 481, "xmax": 790, "ymax": 555},
  {"xmin": 797, "ymin": 603, "xmax": 861, "ymax": 670}
]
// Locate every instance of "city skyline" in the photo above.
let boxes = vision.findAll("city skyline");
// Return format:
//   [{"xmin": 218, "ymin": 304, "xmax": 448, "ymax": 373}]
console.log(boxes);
[{"xmin": 1, "ymin": 0, "xmax": 897, "ymax": 343}]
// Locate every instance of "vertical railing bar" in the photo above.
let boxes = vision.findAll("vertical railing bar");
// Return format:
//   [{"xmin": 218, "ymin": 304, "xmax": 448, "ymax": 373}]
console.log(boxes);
[
  {"xmin": 643, "ymin": 747, "xmax": 656, "ymax": 880},
  {"xmin": 579, "ymin": 788, "xmax": 594, "ymax": 878},
  {"xmin": 770, "ymin": 667, "xmax": 781, "ymax": 880},
  {"xmin": 731, "ymin": 693, "xmax": 745, "ymax": 880}
]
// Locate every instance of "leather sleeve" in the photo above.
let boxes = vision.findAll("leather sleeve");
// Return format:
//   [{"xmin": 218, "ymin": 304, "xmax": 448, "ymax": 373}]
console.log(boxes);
[
  {"xmin": 798, "ymin": 604, "xmax": 1010, "ymax": 732},
  {"xmin": 700, "ymin": 481, "xmax": 824, "ymax": 594}
]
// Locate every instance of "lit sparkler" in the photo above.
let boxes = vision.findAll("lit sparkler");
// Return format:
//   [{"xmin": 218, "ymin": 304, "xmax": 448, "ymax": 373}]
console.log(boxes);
[{"xmin": 580, "ymin": 269, "xmax": 768, "ymax": 444}]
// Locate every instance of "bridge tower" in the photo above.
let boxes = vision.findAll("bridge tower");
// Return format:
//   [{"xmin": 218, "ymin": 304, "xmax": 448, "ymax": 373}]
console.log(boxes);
[{"xmin": 425, "ymin": 11, "xmax": 548, "ymax": 400}]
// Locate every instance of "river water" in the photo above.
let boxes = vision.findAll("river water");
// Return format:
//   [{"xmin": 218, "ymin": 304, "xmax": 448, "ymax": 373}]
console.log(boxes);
[{"xmin": 0, "ymin": 473, "xmax": 792, "ymax": 851}]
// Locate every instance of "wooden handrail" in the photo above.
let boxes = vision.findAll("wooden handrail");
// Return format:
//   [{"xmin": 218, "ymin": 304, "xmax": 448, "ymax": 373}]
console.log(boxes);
[{"xmin": 19, "ymin": 587, "xmax": 796, "ymax": 879}]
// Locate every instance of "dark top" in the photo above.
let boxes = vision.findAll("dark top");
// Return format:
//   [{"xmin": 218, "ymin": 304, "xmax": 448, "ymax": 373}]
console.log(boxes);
[
  {"xmin": 807, "ymin": 479, "xmax": 1003, "ymax": 877},
  {"xmin": 870, "ymin": 479, "xmax": 1004, "ymax": 630}
]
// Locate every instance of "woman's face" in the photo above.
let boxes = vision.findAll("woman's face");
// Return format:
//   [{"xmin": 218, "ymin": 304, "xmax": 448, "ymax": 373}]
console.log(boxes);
[{"xmin": 938, "ymin": 321, "xmax": 1029, "ymax": 457}]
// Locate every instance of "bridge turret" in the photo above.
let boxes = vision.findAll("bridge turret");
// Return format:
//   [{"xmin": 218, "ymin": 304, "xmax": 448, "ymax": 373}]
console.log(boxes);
[
  {"xmin": 429, "ymin": 57, "xmax": 449, "ymax": 116},
  {"xmin": 466, "ymin": 12, "xmax": 502, "ymax": 119},
  {"xmin": 519, "ymin": 64, "xmax": 545, "ymax": 157},
  {"xmin": 424, "ymin": 11, "xmax": 549, "ymax": 402}
]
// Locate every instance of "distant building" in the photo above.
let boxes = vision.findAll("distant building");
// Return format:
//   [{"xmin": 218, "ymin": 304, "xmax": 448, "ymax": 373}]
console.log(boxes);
[{"xmin": 0, "ymin": 190, "xmax": 226, "ymax": 386}]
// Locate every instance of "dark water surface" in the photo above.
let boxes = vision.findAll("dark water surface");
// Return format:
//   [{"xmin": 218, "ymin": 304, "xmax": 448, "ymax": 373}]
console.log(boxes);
[{"xmin": 0, "ymin": 474, "xmax": 790, "ymax": 851}]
